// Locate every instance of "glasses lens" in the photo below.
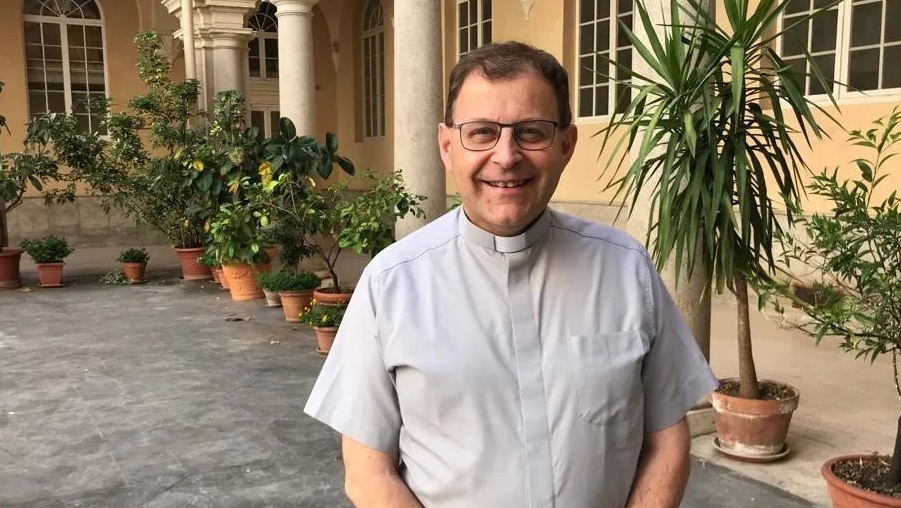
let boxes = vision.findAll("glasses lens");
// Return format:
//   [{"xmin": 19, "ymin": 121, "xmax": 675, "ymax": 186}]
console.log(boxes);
[
  {"xmin": 460, "ymin": 122, "xmax": 501, "ymax": 150},
  {"xmin": 513, "ymin": 121, "xmax": 556, "ymax": 150}
]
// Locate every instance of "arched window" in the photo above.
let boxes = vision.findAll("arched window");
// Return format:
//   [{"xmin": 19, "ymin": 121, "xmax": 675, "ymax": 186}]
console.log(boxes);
[
  {"xmin": 362, "ymin": 0, "xmax": 385, "ymax": 138},
  {"xmin": 23, "ymin": 0, "xmax": 107, "ymax": 132},
  {"xmin": 248, "ymin": 1, "xmax": 278, "ymax": 79}
]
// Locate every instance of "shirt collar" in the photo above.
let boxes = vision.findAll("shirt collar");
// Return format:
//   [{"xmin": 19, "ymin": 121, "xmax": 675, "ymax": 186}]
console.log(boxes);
[{"xmin": 458, "ymin": 206, "xmax": 551, "ymax": 253}]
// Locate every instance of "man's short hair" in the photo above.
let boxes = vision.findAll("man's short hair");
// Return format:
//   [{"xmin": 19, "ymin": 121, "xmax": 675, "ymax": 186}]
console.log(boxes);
[{"xmin": 444, "ymin": 41, "xmax": 572, "ymax": 128}]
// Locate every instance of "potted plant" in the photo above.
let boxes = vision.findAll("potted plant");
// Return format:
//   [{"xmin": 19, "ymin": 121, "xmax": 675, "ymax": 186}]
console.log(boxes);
[
  {"xmin": 274, "ymin": 170, "xmax": 425, "ymax": 305},
  {"xmin": 760, "ymin": 109, "xmax": 901, "ymax": 506},
  {"xmin": 19, "ymin": 235, "xmax": 74, "ymax": 287},
  {"xmin": 117, "ymin": 247, "xmax": 149, "ymax": 284},
  {"xmin": 206, "ymin": 201, "xmax": 271, "ymax": 301},
  {"xmin": 257, "ymin": 269, "xmax": 322, "ymax": 320},
  {"xmin": 298, "ymin": 300, "xmax": 346, "ymax": 355},
  {"xmin": 594, "ymin": 0, "xmax": 839, "ymax": 460},
  {"xmin": 197, "ymin": 249, "xmax": 223, "ymax": 286}
]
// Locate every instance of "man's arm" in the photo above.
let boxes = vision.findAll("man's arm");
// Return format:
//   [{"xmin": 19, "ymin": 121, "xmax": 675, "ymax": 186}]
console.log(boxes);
[
  {"xmin": 343, "ymin": 436, "xmax": 424, "ymax": 508},
  {"xmin": 625, "ymin": 417, "xmax": 692, "ymax": 508}
]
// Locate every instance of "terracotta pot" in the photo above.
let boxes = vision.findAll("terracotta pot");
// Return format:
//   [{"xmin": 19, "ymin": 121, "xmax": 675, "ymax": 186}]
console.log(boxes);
[
  {"xmin": 822, "ymin": 455, "xmax": 901, "ymax": 507},
  {"xmin": 218, "ymin": 267, "xmax": 230, "ymax": 290},
  {"xmin": 0, "ymin": 247, "xmax": 23, "ymax": 290},
  {"xmin": 279, "ymin": 289, "xmax": 314, "ymax": 322},
  {"xmin": 120, "ymin": 262, "xmax": 146, "ymax": 284},
  {"xmin": 174, "ymin": 247, "xmax": 211, "ymax": 280},
  {"xmin": 211, "ymin": 267, "xmax": 222, "ymax": 285},
  {"xmin": 263, "ymin": 289, "xmax": 282, "ymax": 307},
  {"xmin": 221, "ymin": 263, "xmax": 264, "ymax": 301},
  {"xmin": 36, "ymin": 262, "xmax": 64, "ymax": 287},
  {"xmin": 313, "ymin": 287, "xmax": 354, "ymax": 306},
  {"xmin": 264, "ymin": 245, "xmax": 279, "ymax": 266},
  {"xmin": 710, "ymin": 378, "xmax": 800, "ymax": 460},
  {"xmin": 314, "ymin": 326, "xmax": 338, "ymax": 355}
]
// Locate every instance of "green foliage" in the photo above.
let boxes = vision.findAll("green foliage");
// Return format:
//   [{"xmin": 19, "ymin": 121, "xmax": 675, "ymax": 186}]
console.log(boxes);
[
  {"xmin": 299, "ymin": 301, "xmax": 347, "ymax": 328},
  {"xmin": 195, "ymin": 248, "xmax": 218, "ymax": 268},
  {"xmin": 100, "ymin": 268, "xmax": 129, "ymax": 285},
  {"xmin": 206, "ymin": 200, "xmax": 269, "ymax": 265},
  {"xmin": 256, "ymin": 269, "xmax": 322, "ymax": 292},
  {"xmin": 20, "ymin": 235, "xmax": 74, "ymax": 264},
  {"xmin": 117, "ymin": 247, "xmax": 149, "ymax": 264}
]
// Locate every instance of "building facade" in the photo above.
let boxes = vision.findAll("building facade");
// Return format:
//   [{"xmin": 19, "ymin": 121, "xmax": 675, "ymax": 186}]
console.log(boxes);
[{"xmin": 0, "ymin": 0, "xmax": 898, "ymax": 248}]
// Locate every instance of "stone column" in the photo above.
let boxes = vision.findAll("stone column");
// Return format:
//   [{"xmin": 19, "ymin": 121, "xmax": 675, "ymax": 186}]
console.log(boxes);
[
  {"xmin": 393, "ymin": 0, "xmax": 446, "ymax": 238},
  {"xmin": 180, "ymin": 0, "xmax": 197, "ymax": 79},
  {"xmin": 270, "ymin": 0, "xmax": 319, "ymax": 137}
]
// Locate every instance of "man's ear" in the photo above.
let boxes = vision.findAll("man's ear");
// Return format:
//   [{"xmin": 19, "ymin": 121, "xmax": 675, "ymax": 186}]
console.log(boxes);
[
  {"xmin": 560, "ymin": 124, "xmax": 578, "ymax": 164},
  {"xmin": 438, "ymin": 123, "xmax": 454, "ymax": 172}
]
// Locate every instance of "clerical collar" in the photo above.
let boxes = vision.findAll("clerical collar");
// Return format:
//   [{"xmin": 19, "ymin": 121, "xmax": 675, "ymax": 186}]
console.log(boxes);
[{"xmin": 458, "ymin": 207, "xmax": 551, "ymax": 253}]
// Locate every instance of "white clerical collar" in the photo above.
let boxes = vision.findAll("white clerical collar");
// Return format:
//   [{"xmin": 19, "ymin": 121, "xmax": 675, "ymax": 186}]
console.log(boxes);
[{"xmin": 458, "ymin": 206, "xmax": 551, "ymax": 253}]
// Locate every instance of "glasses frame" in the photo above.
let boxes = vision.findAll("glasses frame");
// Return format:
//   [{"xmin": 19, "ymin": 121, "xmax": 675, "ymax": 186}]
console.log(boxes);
[{"xmin": 451, "ymin": 120, "xmax": 559, "ymax": 152}]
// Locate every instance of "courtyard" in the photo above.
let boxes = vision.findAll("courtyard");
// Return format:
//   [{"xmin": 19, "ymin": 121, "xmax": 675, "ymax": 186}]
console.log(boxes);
[{"xmin": 0, "ymin": 249, "xmax": 877, "ymax": 507}]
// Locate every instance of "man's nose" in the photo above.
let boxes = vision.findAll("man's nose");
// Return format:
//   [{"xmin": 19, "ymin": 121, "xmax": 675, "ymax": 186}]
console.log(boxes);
[{"xmin": 491, "ymin": 127, "xmax": 522, "ymax": 168}]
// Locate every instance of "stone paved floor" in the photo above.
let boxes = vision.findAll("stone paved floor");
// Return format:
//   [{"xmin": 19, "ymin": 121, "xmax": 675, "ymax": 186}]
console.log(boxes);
[{"xmin": 0, "ymin": 274, "xmax": 816, "ymax": 507}]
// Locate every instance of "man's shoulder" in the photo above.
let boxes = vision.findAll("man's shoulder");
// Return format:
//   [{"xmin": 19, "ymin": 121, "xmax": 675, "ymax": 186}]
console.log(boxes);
[
  {"xmin": 366, "ymin": 208, "xmax": 460, "ymax": 276},
  {"xmin": 549, "ymin": 208, "xmax": 649, "ymax": 259}
]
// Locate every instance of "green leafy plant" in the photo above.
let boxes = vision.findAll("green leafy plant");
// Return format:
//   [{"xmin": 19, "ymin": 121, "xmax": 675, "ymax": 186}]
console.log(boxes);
[
  {"xmin": 117, "ymin": 247, "xmax": 149, "ymax": 264},
  {"xmin": 594, "ymin": 0, "xmax": 839, "ymax": 400},
  {"xmin": 100, "ymin": 269, "xmax": 128, "ymax": 285},
  {"xmin": 761, "ymin": 108, "xmax": 901, "ymax": 490},
  {"xmin": 298, "ymin": 301, "xmax": 347, "ymax": 328},
  {"xmin": 20, "ymin": 236, "xmax": 74, "ymax": 264},
  {"xmin": 196, "ymin": 248, "xmax": 218, "ymax": 268},
  {"xmin": 256, "ymin": 269, "xmax": 322, "ymax": 292}
]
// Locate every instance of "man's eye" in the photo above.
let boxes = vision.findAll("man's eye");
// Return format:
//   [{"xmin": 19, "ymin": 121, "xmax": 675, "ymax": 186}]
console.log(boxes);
[
  {"xmin": 468, "ymin": 127, "xmax": 497, "ymax": 138},
  {"xmin": 517, "ymin": 128, "xmax": 547, "ymax": 141}
]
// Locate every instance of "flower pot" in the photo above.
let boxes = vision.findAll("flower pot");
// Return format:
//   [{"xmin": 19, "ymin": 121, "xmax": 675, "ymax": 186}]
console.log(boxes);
[
  {"xmin": 221, "ymin": 263, "xmax": 264, "ymax": 301},
  {"xmin": 710, "ymin": 378, "xmax": 799, "ymax": 462},
  {"xmin": 279, "ymin": 289, "xmax": 314, "ymax": 322},
  {"xmin": 313, "ymin": 287, "xmax": 354, "ymax": 306},
  {"xmin": 36, "ymin": 262, "xmax": 65, "ymax": 288},
  {"xmin": 822, "ymin": 455, "xmax": 901, "ymax": 507},
  {"xmin": 211, "ymin": 267, "xmax": 222, "ymax": 285},
  {"xmin": 174, "ymin": 247, "xmax": 211, "ymax": 280},
  {"xmin": 314, "ymin": 326, "xmax": 338, "ymax": 356},
  {"xmin": 263, "ymin": 289, "xmax": 282, "ymax": 307},
  {"xmin": 0, "ymin": 247, "xmax": 23, "ymax": 290},
  {"xmin": 264, "ymin": 245, "xmax": 279, "ymax": 267},
  {"xmin": 120, "ymin": 262, "xmax": 146, "ymax": 284},
  {"xmin": 218, "ymin": 267, "xmax": 230, "ymax": 290}
]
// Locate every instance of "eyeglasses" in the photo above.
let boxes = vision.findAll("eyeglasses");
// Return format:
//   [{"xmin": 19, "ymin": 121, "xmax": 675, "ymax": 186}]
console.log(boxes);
[{"xmin": 451, "ymin": 120, "xmax": 559, "ymax": 151}]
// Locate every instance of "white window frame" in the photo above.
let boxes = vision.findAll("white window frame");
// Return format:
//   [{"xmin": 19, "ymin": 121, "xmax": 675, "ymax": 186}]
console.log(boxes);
[
  {"xmin": 249, "ymin": 108, "xmax": 281, "ymax": 138},
  {"xmin": 362, "ymin": 0, "xmax": 385, "ymax": 140},
  {"xmin": 457, "ymin": 0, "xmax": 492, "ymax": 58},
  {"xmin": 575, "ymin": 0, "xmax": 634, "ymax": 122},
  {"xmin": 247, "ymin": 1, "xmax": 279, "ymax": 81},
  {"xmin": 778, "ymin": 0, "xmax": 901, "ymax": 104},
  {"xmin": 23, "ymin": 0, "xmax": 110, "ymax": 133}
]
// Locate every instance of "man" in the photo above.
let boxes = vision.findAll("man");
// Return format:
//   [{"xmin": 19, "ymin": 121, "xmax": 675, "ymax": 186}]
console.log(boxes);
[{"xmin": 304, "ymin": 41, "xmax": 718, "ymax": 508}]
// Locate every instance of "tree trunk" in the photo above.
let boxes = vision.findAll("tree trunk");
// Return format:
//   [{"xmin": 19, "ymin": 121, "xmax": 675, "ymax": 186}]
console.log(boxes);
[
  {"xmin": 0, "ymin": 201, "xmax": 8, "ymax": 249},
  {"xmin": 735, "ymin": 272, "xmax": 761, "ymax": 399},
  {"xmin": 886, "ymin": 413, "xmax": 901, "ymax": 487}
]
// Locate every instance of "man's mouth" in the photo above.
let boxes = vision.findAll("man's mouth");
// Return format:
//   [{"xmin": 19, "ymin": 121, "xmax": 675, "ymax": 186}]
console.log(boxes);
[{"xmin": 483, "ymin": 179, "xmax": 531, "ymax": 188}]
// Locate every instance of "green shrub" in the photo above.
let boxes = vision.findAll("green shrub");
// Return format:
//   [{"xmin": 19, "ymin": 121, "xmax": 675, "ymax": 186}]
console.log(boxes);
[
  {"xmin": 117, "ymin": 247, "xmax": 149, "ymax": 264},
  {"xmin": 256, "ymin": 269, "xmax": 321, "ymax": 292},
  {"xmin": 20, "ymin": 236, "xmax": 74, "ymax": 263},
  {"xmin": 299, "ymin": 302, "xmax": 346, "ymax": 328}
]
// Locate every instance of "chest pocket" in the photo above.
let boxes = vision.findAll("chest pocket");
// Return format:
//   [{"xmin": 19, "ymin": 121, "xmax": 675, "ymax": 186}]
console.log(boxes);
[{"xmin": 568, "ymin": 331, "xmax": 646, "ymax": 426}]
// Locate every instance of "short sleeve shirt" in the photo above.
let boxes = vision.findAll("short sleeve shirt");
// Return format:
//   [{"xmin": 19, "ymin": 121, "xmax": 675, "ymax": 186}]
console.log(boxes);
[{"xmin": 304, "ymin": 207, "xmax": 718, "ymax": 508}]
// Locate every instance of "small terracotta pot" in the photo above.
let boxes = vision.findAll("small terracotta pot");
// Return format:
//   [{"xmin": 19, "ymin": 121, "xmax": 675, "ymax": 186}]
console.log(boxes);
[
  {"xmin": 210, "ymin": 267, "xmax": 222, "ymax": 285},
  {"xmin": 313, "ymin": 287, "xmax": 354, "ymax": 306},
  {"xmin": 174, "ymin": 247, "xmax": 211, "ymax": 280},
  {"xmin": 822, "ymin": 455, "xmax": 901, "ymax": 508},
  {"xmin": 221, "ymin": 263, "xmax": 264, "ymax": 301},
  {"xmin": 217, "ymin": 267, "xmax": 230, "ymax": 290},
  {"xmin": 711, "ymin": 378, "xmax": 800, "ymax": 460},
  {"xmin": 263, "ymin": 289, "xmax": 282, "ymax": 307},
  {"xmin": 0, "ymin": 247, "xmax": 23, "ymax": 290},
  {"xmin": 279, "ymin": 289, "xmax": 314, "ymax": 322},
  {"xmin": 121, "ymin": 262, "xmax": 146, "ymax": 284},
  {"xmin": 314, "ymin": 326, "xmax": 338, "ymax": 355},
  {"xmin": 36, "ymin": 262, "xmax": 65, "ymax": 287}
]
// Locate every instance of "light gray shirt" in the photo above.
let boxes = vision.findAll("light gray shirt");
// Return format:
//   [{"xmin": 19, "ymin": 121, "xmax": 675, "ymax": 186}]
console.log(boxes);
[{"xmin": 304, "ymin": 207, "xmax": 718, "ymax": 508}]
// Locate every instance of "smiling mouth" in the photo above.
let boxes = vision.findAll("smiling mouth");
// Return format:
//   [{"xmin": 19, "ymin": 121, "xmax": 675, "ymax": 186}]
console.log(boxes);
[{"xmin": 484, "ymin": 179, "xmax": 532, "ymax": 188}]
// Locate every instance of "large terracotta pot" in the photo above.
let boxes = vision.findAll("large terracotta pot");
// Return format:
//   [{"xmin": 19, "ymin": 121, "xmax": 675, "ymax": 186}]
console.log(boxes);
[
  {"xmin": 36, "ymin": 262, "xmax": 65, "ymax": 288},
  {"xmin": 279, "ymin": 289, "xmax": 314, "ymax": 322},
  {"xmin": 221, "ymin": 263, "xmax": 264, "ymax": 301},
  {"xmin": 710, "ymin": 378, "xmax": 799, "ymax": 462},
  {"xmin": 174, "ymin": 247, "xmax": 211, "ymax": 280},
  {"xmin": 0, "ymin": 247, "xmax": 23, "ymax": 290},
  {"xmin": 822, "ymin": 455, "xmax": 901, "ymax": 508},
  {"xmin": 121, "ymin": 262, "xmax": 146, "ymax": 284},
  {"xmin": 314, "ymin": 326, "xmax": 338, "ymax": 356}
]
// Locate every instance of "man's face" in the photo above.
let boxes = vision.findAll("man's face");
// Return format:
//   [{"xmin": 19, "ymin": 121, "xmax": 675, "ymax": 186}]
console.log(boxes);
[{"xmin": 438, "ymin": 70, "xmax": 578, "ymax": 237}]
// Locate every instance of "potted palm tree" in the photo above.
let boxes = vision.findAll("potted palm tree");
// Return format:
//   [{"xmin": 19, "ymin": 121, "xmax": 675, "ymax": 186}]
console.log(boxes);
[
  {"xmin": 594, "ymin": 0, "xmax": 840, "ymax": 461},
  {"xmin": 761, "ymin": 109, "xmax": 901, "ymax": 507}
]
